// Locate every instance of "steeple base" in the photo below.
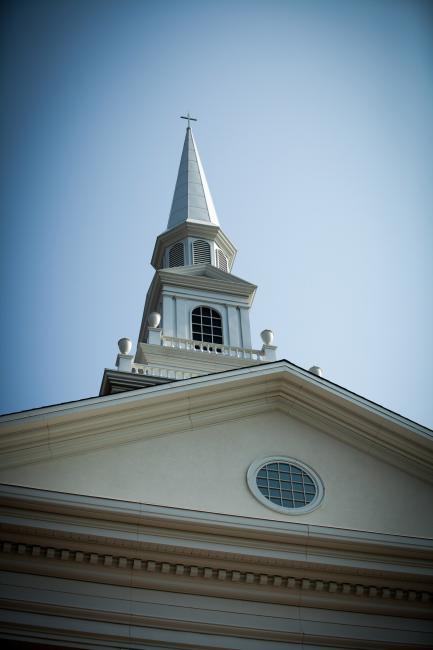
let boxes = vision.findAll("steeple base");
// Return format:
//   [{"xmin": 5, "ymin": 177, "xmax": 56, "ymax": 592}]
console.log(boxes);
[
  {"xmin": 100, "ymin": 339, "xmax": 275, "ymax": 396},
  {"xmin": 135, "ymin": 339, "xmax": 271, "ymax": 379}
]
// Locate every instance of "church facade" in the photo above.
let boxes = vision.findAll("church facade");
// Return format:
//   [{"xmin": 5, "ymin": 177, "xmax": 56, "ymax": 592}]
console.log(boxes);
[{"xmin": 0, "ymin": 125, "xmax": 432, "ymax": 649}]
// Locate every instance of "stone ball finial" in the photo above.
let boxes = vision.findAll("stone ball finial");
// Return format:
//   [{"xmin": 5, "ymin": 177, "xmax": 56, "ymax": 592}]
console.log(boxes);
[
  {"xmin": 118, "ymin": 337, "xmax": 132, "ymax": 355},
  {"xmin": 260, "ymin": 329, "xmax": 274, "ymax": 346},
  {"xmin": 308, "ymin": 365, "xmax": 323, "ymax": 378},
  {"xmin": 148, "ymin": 312, "xmax": 161, "ymax": 328}
]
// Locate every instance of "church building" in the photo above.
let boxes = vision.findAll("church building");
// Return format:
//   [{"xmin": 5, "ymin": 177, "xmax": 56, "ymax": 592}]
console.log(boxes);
[{"xmin": 0, "ymin": 122, "xmax": 432, "ymax": 649}]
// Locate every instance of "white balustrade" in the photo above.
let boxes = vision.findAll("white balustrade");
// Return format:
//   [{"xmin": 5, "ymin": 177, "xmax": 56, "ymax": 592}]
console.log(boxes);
[
  {"xmin": 127, "ymin": 337, "xmax": 264, "ymax": 380},
  {"xmin": 131, "ymin": 364, "xmax": 194, "ymax": 380},
  {"xmin": 161, "ymin": 336, "xmax": 263, "ymax": 361}
]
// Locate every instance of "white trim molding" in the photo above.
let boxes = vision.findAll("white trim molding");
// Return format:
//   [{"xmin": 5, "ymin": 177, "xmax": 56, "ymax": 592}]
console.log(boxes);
[
  {"xmin": 247, "ymin": 456, "xmax": 325, "ymax": 515},
  {"xmin": 1, "ymin": 361, "xmax": 432, "ymax": 485},
  {"xmin": 0, "ymin": 484, "xmax": 432, "ymax": 649}
]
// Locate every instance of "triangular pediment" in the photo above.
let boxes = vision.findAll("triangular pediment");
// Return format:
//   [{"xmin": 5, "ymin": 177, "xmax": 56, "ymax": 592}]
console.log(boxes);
[
  {"xmin": 159, "ymin": 263, "xmax": 257, "ymax": 289},
  {"xmin": 1, "ymin": 361, "xmax": 432, "ymax": 485},
  {"xmin": 1, "ymin": 362, "xmax": 433, "ymax": 539}
]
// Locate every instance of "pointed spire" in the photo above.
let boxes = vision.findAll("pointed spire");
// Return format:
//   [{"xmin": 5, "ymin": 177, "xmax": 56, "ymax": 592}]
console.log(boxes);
[{"xmin": 167, "ymin": 127, "xmax": 219, "ymax": 230}]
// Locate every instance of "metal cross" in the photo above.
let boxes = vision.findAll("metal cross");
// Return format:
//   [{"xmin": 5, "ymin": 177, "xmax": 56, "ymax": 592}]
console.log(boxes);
[{"xmin": 180, "ymin": 113, "xmax": 197, "ymax": 128}]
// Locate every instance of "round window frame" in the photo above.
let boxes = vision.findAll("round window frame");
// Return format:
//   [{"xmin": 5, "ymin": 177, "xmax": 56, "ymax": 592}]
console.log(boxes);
[{"xmin": 247, "ymin": 456, "xmax": 324, "ymax": 515}]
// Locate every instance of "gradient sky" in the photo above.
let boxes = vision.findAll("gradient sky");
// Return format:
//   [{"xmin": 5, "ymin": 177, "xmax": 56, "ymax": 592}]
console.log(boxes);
[{"xmin": 1, "ymin": 0, "xmax": 432, "ymax": 428}]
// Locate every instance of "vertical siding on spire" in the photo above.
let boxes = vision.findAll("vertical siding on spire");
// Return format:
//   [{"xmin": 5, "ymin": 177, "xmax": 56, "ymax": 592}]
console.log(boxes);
[{"xmin": 167, "ymin": 128, "xmax": 219, "ymax": 230}]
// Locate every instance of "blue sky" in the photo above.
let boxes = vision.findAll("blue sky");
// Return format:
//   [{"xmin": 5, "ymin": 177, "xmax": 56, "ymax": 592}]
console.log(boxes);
[{"xmin": 1, "ymin": 0, "xmax": 432, "ymax": 427}]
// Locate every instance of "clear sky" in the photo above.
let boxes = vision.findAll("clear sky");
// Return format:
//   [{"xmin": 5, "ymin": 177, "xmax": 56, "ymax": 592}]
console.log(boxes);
[{"xmin": 1, "ymin": 0, "xmax": 432, "ymax": 428}]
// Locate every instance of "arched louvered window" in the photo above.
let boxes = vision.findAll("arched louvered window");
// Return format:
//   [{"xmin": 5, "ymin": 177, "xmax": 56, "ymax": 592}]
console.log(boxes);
[
  {"xmin": 168, "ymin": 242, "xmax": 184, "ymax": 267},
  {"xmin": 192, "ymin": 239, "xmax": 211, "ymax": 265},
  {"xmin": 216, "ymin": 249, "xmax": 228, "ymax": 273},
  {"xmin": 191, "ymin": 306, "xmax": 223, "ymax": 344}
]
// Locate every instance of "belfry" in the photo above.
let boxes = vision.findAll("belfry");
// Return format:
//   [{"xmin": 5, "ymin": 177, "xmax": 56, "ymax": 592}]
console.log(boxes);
[{"xmin": 101, "ymin": 123, "xmax": 276, "ymax": 395}]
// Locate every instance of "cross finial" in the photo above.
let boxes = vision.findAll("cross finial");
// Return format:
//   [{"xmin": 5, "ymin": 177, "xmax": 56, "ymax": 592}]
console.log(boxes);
[{"xmin": 180, "ymin": 112, "xmax": 197, "ymax": 129}]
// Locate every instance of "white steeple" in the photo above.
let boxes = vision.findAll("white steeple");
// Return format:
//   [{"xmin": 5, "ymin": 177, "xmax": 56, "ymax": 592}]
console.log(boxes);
[
  {"xmin": 101, "ymin": 122, "xmax": 277, "ymax": 395},
  {"xmin": 151, "ymin": 125, "xmax": 235, "ymax": 273},
  {"xmin": 167, "ymin": 127, "xmax": 220, "ymax": 230}
]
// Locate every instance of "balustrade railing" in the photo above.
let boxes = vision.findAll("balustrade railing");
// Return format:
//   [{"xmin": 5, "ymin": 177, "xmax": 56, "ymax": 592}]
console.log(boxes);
[
  {"xmin": 131, "ymin": 364, "xmax": 194, "ymax": 380},
  {"xmin": 161, "ymin": 335, "xmax": 263, "ymax": 361}
]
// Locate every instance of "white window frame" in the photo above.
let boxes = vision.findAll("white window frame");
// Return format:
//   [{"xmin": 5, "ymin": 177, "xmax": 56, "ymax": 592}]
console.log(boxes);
[
  {"xmin": 190, "ymin": 304, "xmax": 224, "ymax": 344},
  {"xmin": 247, "ymin": 456, "xmax": 324, "ymax": 515}
]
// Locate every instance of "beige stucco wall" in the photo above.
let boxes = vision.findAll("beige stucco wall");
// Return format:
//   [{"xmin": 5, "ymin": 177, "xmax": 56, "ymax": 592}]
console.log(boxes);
[{"xmin": 1, "ymin": 409, "xmax": 432, "ymax": 538}]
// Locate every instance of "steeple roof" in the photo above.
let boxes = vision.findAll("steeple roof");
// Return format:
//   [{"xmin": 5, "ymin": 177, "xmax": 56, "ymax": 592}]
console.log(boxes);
[{"xmin": 167, "ymin": 127, "xmax": 220, "ymax": 230}]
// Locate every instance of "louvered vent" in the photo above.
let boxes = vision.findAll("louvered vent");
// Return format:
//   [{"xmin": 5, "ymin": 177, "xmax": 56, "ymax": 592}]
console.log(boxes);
[
  {"xmin": 192, "ymin": 239, "xmax": 211, "ymax": 265},
  {"xmin": 216, "ymin": 249, "xmax": 228, "ymax": 273},
  {"xmin": 168, "ymin": 242, "xmax": 184, "ymax": 267}
]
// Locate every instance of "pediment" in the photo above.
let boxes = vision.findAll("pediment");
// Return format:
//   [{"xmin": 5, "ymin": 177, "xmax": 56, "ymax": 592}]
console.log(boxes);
[
  {"xmin": 158, "ymin": 263, "xmax": 257, "ymax": 292},
  {"xmin": 0, "ymin": 362, "xmax": 432, "ymax": 483},
  {"xmin": 1, "ymin": 363, "xmax": 433, "ymax": 539}
]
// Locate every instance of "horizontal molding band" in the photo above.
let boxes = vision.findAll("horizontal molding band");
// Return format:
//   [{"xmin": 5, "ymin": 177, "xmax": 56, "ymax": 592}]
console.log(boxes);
[{"xmin": 2, "ymin": 540, "xmax": 431, "ymax": 605}]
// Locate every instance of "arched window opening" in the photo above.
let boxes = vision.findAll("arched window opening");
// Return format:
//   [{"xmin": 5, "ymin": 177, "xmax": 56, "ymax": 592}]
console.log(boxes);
[
  {"xmin": 168, "ymin": 242, "xmax": 184, "ymax": 267},
  {"xmin": 192, "ymin": 239, "xmax": 211, "ymax": 265},
  {"xmin": 191, "ymin": 306, "xmax": 223, "ymax": 345},
  {"xmin": 216, "ymin": 249, "xmax": 228, "ymax": 272}
]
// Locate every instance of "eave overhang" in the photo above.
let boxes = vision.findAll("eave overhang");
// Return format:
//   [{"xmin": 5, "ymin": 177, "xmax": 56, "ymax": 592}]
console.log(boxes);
[
  {"xmin": 0, "ymin": 361, "xmax": 432, "ymax": 484},
  {"xmin": 99, "ymin": 368, "xmax": 173, "ymax": 396}
]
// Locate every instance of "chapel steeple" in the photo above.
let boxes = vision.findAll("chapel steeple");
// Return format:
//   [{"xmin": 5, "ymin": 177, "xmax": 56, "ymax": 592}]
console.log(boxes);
[{"xmin": 100, "ymin": 121, "xmax": 276, "ymax": 396}]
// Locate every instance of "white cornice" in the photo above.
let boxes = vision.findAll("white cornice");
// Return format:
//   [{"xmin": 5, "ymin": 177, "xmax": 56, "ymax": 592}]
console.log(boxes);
[
  {"xmin": 99, "ymin": 368, "xmax": 172, "ymax": 396},
  {"xmin": 0, "ymin": 484, "xmax": 431, "ymax": 616},
  {"xmin": 159, "ymin": 263, "xmax": 256, "ymax": 286},
  {"xmin": 0, "ymin": 362, "xmax": 432, "ymax": 480},
  {"xmin": 158, "ymin": 266, "xmax": 257, "ymax": 297},
  {"xmin": 1, "ymin": 483, "xmax": 431, "ymax": 556}
]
